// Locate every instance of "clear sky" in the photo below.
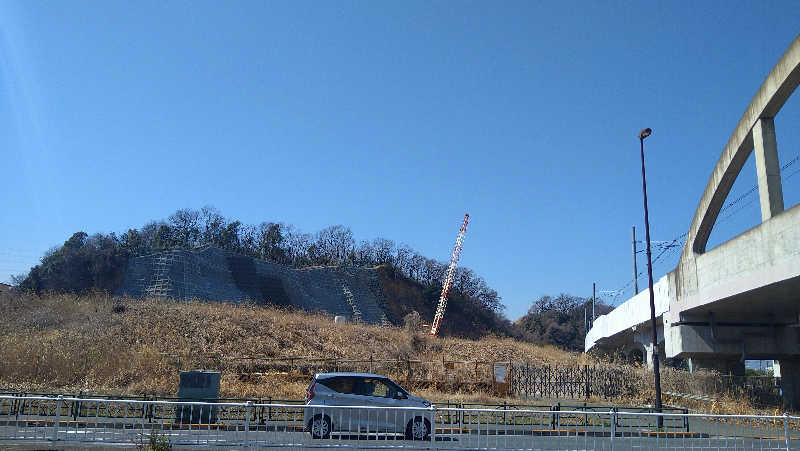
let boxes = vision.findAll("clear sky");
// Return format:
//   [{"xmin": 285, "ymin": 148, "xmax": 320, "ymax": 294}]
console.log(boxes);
[{"xmin": 1, "ymin": 1, "xmax": 799, "ymax": 320}]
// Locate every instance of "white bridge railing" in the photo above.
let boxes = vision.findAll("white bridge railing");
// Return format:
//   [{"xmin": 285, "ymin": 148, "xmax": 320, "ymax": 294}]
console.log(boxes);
[{"xmin": 1, "ymin": 395, "xmax": 800, "ymax": 450}]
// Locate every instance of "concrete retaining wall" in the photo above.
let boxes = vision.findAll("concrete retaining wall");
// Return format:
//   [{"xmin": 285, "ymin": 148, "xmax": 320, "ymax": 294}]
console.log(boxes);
[{"xmin": 116, "ymin": 246, "xmax": 388, "ymax": 324}]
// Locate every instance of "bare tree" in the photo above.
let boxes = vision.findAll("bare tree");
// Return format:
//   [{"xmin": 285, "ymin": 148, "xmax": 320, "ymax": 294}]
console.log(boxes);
[
  {"xmin": 394, "ymin": 244, "xmax": 413, "ymax": 277},
  {"xmin": 257, "ymin": 222, "xmax": 287, "ymax": 263},
  {"xmin": 315, "ymin": 225, "xmax": 355, "ymax": 266},
  {"xmin": 408, "ymin": 252, "xmax": 426, "ymax": 280},
  {"xmin": 372, "ymin": 238, "xmax": 395, "ymax": 265},
  {"xmin": 355, "ymin": 240, "xmax": 375, "ymax": 266},
  {"xmin": 283, "ymin": 225, "xmax": 312, "ymax": 266},
  {"xmin": 200, "ymin": 206, "xmax": 226, "ymax": 247},
  {"xmin": 238, "ymin": 223, "xmax": 258, "ymax": 257},
  {"xmin": 139, "ymin": 221, "xmax": 161, "ymax": 250},
  {"xmin": 421, "ymin": 258, "xmax": 446, "ymax": 286},
  {"xmin": 168, "ymin": 208, "xmax": 202, "ymax": 248}
]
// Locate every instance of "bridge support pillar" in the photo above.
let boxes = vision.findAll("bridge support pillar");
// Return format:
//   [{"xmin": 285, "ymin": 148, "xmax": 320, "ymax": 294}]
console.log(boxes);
[
  {"xmin": 753, "ymin": 117, "xmax": 784, "ymax": 221},
  {"xmin": 641, "ymin": 341, "xmax": 666, "ymax": 370},
  {"xmin": 688, "ymin": 358, "xmax": 745, "ymax": 376},
  {"xmin": 634, "ymin": 326, "xmax": 664, "ymax": 370},
  {"xmin": 778, "ymin": 360, "xmax": 800, "ymax": 411}
]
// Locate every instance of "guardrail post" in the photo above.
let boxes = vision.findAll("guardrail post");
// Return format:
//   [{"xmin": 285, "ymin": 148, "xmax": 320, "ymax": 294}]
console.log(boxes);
[
  {"xmin": 430, "ymin": 406, "xmax": 436, "ymax": 444},
  {"xmin": 610, "ymin": 409, "xmax": 616, "ymax": 451},
  {"xmin": 556, "ymin": 402, "xmax": 560, "ymax": 429},
  {"xmin": 72, "ymin": 392, "xmax": 79, "ymax": 421},
  {"xmin": 245, "ymin": 401, "xmax": 251, "ymax": 447},
  {"xmin": 583, "ymin": 402, "xmax": 588, "ymax": 427},
  {"xmin": 684, "ymin": 408, "xmax": 689, "ymax": 432},
  {"xmin": 784, "ymin": 413, "xmax": 790, "ymax": 451},
  {"xmin": 18, "ymin": 392, "xmax": 27, "ymax": 420},
  {"xmin": 52, "ymin": 395, "xmax": 63, "ymax": 441}
]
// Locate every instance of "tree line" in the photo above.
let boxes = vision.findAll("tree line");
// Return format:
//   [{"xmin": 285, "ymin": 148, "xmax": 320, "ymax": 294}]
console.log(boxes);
[
  {"xmin": 515, "ymin": 294, "xmax": 613, "ymax": 352},
  {"xmin": 15, "ymin": 206, "xmax": 502, "ymax": 314}
]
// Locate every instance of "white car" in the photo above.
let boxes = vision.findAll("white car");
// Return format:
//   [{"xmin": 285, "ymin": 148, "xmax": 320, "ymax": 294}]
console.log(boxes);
[{"xmin": 304, "ymin": 372, "xmax": 433, "ymax": 440}]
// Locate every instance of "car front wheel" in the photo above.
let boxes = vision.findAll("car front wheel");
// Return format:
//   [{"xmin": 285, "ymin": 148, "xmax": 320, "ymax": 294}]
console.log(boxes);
[{"xmin": 405, "ymin": 416, "xmax": 430, "ymax": 440}]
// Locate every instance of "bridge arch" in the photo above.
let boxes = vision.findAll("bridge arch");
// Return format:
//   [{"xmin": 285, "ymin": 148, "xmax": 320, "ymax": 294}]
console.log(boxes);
[{"xmin": 683, "ymin": 34, "xmax": 800, "ymax": 258}]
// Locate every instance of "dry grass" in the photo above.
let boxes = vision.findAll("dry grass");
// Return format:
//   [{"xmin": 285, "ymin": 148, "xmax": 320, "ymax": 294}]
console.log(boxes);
[{"xmin": 0, "ymin": 292, "xmax": 771, "ymax": 414}]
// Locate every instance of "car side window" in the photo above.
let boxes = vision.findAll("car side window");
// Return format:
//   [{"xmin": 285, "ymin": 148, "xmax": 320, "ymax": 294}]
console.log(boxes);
[
  {"xmin": 319, "ymin": 376, "xmax": 357, "ymax": 394},
  {"xmin": 385, "ymin": 380, "xmax": 407, "ymax": 399},
  {"xmin": 357, "ymin": 377, "xmax": 390, "ymax": 398}
]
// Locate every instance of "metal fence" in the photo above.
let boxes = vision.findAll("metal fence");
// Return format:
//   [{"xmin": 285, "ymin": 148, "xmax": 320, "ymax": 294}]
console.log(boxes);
[
  {"xmin": 508, "ymin": 363, "xmax": 646, "ymax": 400},
  {"xmin": 8, "ymin": 389, "xmax": 691, "ymax": 421},
  {"xmin": 2, "ymin": 395, "xmax": 800, "ymax": 449},
  {"xmin": 718, "ymin": 375, "xmax": 782, "ymax": 406}
]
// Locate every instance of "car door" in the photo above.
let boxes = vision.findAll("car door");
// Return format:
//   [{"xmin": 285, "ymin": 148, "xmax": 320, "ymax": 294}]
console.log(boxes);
[
  {"xmin": 316, "ymin": 376, "xmax": 361, "ymax": 432},
  {"xmin": 353, "ymin": 377, "xmax": 397, "ymax": 433},
  {"xmin": 383, "ymin": 379, "xmax": 418, "ymax": 433}
]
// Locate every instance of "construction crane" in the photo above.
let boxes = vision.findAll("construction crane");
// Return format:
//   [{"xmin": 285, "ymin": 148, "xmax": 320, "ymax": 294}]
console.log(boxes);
[{"xmin": 430, "ymin": 213, "xmax": 470, "ymax": 336}]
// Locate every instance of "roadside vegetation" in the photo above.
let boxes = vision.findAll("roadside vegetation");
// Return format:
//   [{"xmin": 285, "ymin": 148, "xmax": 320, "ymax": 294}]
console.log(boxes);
[{"xmin": 0, "ymin": 291, "xmax": 774, "ymax": 415}]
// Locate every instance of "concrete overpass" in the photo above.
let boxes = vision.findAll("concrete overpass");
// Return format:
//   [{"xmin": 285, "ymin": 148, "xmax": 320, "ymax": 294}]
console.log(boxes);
[{"xmin": 586, "ymin": 34, "xmax": 800, "ymax": 407}]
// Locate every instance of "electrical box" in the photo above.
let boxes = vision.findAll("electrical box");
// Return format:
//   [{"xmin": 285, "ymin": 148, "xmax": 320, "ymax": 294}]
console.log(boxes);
[{"xmin": 175, "ymin": 370, "xmax": 220, "ymax": 424}]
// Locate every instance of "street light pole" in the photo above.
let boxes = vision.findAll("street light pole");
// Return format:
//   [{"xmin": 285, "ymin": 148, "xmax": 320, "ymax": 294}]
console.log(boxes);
[
  {"xmin": 632, "ymin": 226, "xmax": 638, "ymax": 294},
  {"xmin": 638, "ymin": 127, "xmax": 663, "ymax": 426}
]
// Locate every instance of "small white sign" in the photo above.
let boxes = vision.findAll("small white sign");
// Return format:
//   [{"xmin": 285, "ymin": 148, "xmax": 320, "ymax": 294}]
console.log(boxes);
[{"xmin": 493, "ymin": 364, "xmax": 507, "ymax": 383}]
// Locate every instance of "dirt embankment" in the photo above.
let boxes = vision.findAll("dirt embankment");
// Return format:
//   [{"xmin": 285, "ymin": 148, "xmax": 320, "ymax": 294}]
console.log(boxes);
[{"xmin": 0, "ymin": 292, "xmax": 771, "ymax": 414}]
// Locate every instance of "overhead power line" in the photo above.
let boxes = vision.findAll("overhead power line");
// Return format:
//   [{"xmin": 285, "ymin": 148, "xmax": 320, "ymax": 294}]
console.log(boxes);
[{"xmin": 604, "ymin": 150, "xmax": 799, "ymax": 306}]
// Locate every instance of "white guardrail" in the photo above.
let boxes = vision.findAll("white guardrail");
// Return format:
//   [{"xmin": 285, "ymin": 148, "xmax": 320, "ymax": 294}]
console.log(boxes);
[{"xmin": 1, "ymin": 395, "xmax": 800, "ymax": 450}]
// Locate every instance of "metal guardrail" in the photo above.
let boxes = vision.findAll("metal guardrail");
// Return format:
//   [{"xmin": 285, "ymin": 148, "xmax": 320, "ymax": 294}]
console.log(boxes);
[
  {"xmin": 1, "ymin": 395, "xmax": 799, "ymax": 449},
  {"xmin": 2, "ymin": 390, "xmax": 690, "ymax": 425}
]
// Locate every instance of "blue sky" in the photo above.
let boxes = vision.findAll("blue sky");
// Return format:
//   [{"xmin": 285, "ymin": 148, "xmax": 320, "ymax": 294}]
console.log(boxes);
[{"xmin": 1, "ymin": 1, "xmax": 799, "ymax": 320}]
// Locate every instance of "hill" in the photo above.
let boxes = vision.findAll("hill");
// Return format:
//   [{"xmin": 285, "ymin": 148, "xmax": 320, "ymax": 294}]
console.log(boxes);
[
  {"xmin": 14, "ymin": 207, "xmax": 510, "ymax": 339},
  {"xmin": 0, "ymin": 291, "xmax": 775, "ymax": 414},
  {"xmin": 0, "ymin": 291, "xmax": 577, "ymax": 402}
]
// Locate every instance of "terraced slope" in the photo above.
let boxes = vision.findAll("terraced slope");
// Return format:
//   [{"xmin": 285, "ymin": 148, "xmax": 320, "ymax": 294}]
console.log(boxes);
[{"xmin": 117, "ymin": 246, "xmax": 388, "ymax": 324}]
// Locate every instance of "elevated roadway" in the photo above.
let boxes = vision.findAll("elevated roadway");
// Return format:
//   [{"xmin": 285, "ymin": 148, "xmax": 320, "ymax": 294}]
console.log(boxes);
[{"xmin": 586, "ymin": 34, "xmax": 800, "ymax": 408}]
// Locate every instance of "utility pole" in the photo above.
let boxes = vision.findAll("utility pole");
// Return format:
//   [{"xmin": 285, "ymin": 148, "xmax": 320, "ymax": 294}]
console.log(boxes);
[
  {"xmin": 592, "ymin": 282, "xmax": 596, "ymax": 322},
  {"xmin": 584, "ymin": 305, "xmax": 588, "ymax": 333},
  {"xmin": 632, "ymin": 226, "xmax": 639, "ymax": 294}
]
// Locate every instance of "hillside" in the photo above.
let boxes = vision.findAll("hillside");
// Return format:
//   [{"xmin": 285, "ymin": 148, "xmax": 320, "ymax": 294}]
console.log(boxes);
[
  {"xmin": 15, "ymin": 207, "xmax": 511, "ymax": 339},
  {"xmin": 376, "ymin": 265, "xmax": 520, "ymax": 339},
  {"xmin": 0, "ymin": 291, "xmax": 774, "ymax": 414},
  {"xmin": 0, "ymin": 291, "xmax": 571, "ymax": 400},
  {"xmin": 111, "ymin": 247, "xmax": 513, "ymax": 339}
]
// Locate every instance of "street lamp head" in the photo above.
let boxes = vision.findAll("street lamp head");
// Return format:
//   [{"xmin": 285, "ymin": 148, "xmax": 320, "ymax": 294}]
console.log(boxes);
[{"xmin": 639, "ymin": 128, "xmax": 652, "ymax": 140}]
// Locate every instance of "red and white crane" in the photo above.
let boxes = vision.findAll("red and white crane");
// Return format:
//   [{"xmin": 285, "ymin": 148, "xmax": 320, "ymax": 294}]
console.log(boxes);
[{"xmin": 430, "ymin": 213, "xmax": 470, "ymax": 336}]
